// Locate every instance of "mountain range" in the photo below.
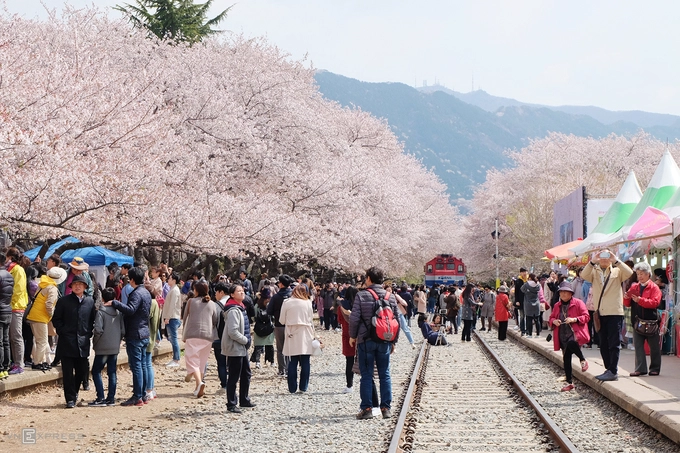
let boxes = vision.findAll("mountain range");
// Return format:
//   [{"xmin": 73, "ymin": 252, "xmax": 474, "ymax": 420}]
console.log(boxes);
[{"xmin": 314, "ymin": 71, "xmax": 680, "ymax": 202}]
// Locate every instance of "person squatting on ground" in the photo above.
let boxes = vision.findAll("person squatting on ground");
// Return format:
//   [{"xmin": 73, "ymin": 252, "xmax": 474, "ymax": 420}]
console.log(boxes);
[
  {"xmin": 548, "ymin": 281, "xmax": 590, "ymax": 392},
  {"xmin": 349, "ymin": 266, "xmax": 400, "ymax": 420},
  {"xmin": 581, "ymin": 250, "xmax": 633, "ymax": 381},
  {"xmin": 418, "ymin": 314, "xmax": 448, "ymax": 345},
  {"xmin": 624, "ymin": 261, "xmax": 663, "ymax": 377}
]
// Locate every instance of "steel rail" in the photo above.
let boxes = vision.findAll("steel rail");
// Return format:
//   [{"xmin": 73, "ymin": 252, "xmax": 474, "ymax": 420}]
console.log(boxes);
[
  {"xmin": 387, "ymin": 340, "xmax": 427, "ymax": 453},
  {"xmin": 475, "ymin": 332, "xmax": 581, "ymax": 453}
]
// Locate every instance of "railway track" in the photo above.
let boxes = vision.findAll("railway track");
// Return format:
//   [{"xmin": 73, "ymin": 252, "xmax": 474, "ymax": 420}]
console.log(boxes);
[{"xmin": 388, "ymin": 333, "xmax": 578, "ymax": 453}]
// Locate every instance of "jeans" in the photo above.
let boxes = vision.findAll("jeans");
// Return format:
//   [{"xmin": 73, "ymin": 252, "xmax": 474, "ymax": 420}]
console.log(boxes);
[
  {"xmin": 10, "ymin": 311, "xmax": 24, "ymax": 368},
  {"xmin": 91, "ymin": 354, "xmax": 118, "ymax": 401},
  {"xmin": 397, "ymin": 313, "xmax": 414, "ymax": 344},
  {"xmin": 0, "ymin": 313, "xmax": 12, "ymax": 370},
  {"xmin": 562, "ymin": 340, "xmax": 585, "ymax": 384},
  {"xmin": 62, "ymin": 356, "xmax": 89, "ymax": 403},
  {"xmin": 427, "ymin": 297, "xmax": 436, "ymax": 314},
  {"xmin": 632, "ymin": 330, "xmax": 661, "ymax": 374},
  {"xmin": 213, "ymin": 340, "xmax": 227, "ymax": 388},
  {"xmin": 126, "ymin": 338, "xmax": 149, "ymax": 400},
  {"xmin": 166, "ymin": 319, "xmax": 182, "ymax": 361},
  {"xmin": 143, "ymin": 349, "xmax": 155, "ymax": 391},
  {"xmin": 226, "ymin": 355, "xmax": 252, "ymax": 408},
  {"xmin": 357, "ymin": 340, "xmax": 392, "ymax": 410},
  {"xmin": 287, "ymin": 354, "xmax": 311, "ymax": 393},
  {"xmin": 598, "ymin": 315, "xmax": 623, "ymax": 374}
]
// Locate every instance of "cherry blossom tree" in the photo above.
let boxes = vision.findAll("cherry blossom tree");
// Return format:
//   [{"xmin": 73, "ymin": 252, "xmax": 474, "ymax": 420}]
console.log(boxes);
[
  {"xmin": 458, "ymin": 132, "xmax": 673, "ymax": 280},
  {"xmin": 0, "ymin": 6, "xmax": 460, "ymax": 276}
]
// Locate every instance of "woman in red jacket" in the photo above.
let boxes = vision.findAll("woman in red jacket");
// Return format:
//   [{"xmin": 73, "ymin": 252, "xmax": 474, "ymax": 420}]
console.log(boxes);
[
  {"xmin": 624, "ymin": 261, "xmax": 662, "ymax": 376},
  {"xmin": 549, "ymin": 281, "xmax": 590, "ymax": 392},
  {"xmin": 495, "ymin": 285, "xmax": 513, "ymax": 341}
]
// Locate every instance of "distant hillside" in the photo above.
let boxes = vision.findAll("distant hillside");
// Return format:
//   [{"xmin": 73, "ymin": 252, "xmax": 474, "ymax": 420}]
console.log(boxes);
[
  {"xmin": 315, "ymin": 72, "xmax": 680, "ymax": 200},
  {"xmin": 419, "ymin": 85, "xmax": 680, "ymax": 128}
]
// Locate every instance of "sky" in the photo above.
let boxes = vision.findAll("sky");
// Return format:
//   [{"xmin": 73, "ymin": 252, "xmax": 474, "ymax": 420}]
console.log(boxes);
[{"xmin": 8, "ymin": 0, "xmax": 680, "ymax": 115}]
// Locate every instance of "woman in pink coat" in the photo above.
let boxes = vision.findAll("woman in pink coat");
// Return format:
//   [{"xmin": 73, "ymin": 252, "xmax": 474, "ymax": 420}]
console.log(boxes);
[{"xmin": 548, "ymin": 281, "xmax": 590, "ymax": 392}]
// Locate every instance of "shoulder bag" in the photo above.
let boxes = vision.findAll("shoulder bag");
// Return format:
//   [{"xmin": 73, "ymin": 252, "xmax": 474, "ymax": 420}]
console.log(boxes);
[{"xmin": 592, "ymin": 271, "xmax": 611, "ymax": 333}]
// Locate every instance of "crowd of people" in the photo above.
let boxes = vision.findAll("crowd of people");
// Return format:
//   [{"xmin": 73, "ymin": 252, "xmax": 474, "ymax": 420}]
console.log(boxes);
[{"xmin": 0, "ymin": 244, "xmax": 671, "ymax": 415}]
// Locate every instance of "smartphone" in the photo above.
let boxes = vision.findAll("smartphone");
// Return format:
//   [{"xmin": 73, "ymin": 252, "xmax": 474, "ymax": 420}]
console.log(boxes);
[{"xmin": 599, "ymin": 251, "xmax": 611, "ymax": 259}]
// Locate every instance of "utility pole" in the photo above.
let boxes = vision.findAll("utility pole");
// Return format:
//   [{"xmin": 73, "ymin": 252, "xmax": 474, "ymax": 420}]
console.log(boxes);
[
  {"xmin": 495, "ymin": 218, "xmax": 500, "ymax": 288},
  {"xmin": 491, "ymin": 219, "xmax": 500, "ymax": 289}
]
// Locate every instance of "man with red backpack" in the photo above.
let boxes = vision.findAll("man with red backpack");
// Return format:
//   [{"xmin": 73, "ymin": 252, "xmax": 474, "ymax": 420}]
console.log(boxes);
[{"xmin": 349, "ymin": 267, "xmax": 400, "ymax": 420}]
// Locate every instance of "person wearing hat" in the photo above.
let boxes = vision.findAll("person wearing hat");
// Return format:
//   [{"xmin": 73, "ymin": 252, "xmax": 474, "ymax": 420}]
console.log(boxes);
[
  {"xmin": 548, "ymin": 281, "xmax": 590, "ymax": 392},
  {"xmin": 62, "ymin": 257, "xmax": 94, "ymax": 298},
  {"xmin": 495, "ymin": 285, "xmax": 513, "ymax": 341},
  {"xmin": 26, "ymin": 267, "xmax": 67, "ymax": 370},
  {"xmin": 51, "ymin": 274, "xmax": 96, "ymax": 408},
  {"xmin": 267, "ymin": 274, "xmax": 294, "ymax": 376}
]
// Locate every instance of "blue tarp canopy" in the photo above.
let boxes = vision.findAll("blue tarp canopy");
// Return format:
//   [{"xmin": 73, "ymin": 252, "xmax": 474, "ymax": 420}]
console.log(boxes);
[{"xmin": 24, "ymin": 237, "xmax": 133, "ymax": 266}]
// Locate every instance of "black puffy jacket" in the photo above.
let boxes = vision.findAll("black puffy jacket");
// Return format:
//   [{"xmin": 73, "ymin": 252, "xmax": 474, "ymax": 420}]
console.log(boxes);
[
  {"xmin": 52, "ymin": 293, "xmax": 96, "ymax": 358},
  {"xmin": 0, "ymin": 267, "xmax": 14, "ymax": 315}
]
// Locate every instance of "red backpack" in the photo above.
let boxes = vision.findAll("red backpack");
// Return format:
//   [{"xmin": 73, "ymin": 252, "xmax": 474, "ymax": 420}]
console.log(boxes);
[{"xmin": 364, "ymin": 288, "xmax": 400, "ymax": 343}]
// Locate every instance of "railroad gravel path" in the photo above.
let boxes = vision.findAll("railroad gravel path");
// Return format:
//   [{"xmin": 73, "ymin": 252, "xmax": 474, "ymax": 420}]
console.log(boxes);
[
  {"xmin": 484, "ymin": 332, "xmax": 679, "ymax": 452},
  {"xmin": 96, "ymin": 329, "xmax": 420, "ymax": 453},
  {"xmin": 405, "ymin": 341, "xmax": 555, "ymax": 452}
]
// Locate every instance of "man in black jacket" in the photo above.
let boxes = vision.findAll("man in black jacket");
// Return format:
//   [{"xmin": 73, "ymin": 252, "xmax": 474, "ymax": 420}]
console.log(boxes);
[
  {"xmin": 52, "ymin": 274, "xmax": 96, "ymax": 408},
  {"xmin": 109, "ymin": 267, "xmax": 151, "ymax": 407},
  {"xmin": 0, "ymin": 256, "xmax": 14, "ymax": 379},
  {"xmin": 514, "ymin": 267, "xmax": 528, "ymax": 335},
  {"xmin": 266, "ymin": 274, "xmax": 293, "ymax": 376}
]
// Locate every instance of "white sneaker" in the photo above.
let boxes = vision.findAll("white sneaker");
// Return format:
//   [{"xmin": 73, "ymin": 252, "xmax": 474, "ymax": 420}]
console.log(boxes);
[
  {"xmin": 166, "ymin": 360, "xmax": 180, "ymax": 368},
  {"xmin": 256, "ymin": 362, "xmax": 261, "ymax": 369},
  {"xmin": 335, "ymin": 327, "xmax": 342, "ymax": 332},
  {"xmin": 513, "ymin": 326, "xmax": 519, "ymax": 330},
  {"xmin": 343, "ymin": 387, "xmax": 353, "ymax": 394},
  {"xmin": 411, "ymin": 343, "xmax": 416, "ymax": 349}
]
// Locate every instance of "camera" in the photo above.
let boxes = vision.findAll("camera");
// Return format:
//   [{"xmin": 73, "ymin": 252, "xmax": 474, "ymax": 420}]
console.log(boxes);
[{"xmin": 600, "ymin": 251, "xmax": 611, "ymax": 259}]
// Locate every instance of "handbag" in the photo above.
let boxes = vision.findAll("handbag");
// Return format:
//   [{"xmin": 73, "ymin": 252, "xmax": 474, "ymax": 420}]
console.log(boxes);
[
  {"xmin": 632, "ymin": 284, "xmax": 659, "ymax": 337},
  {"xmin": 634, "ymin": 316, "xmax": 659, "ymax": 337}
]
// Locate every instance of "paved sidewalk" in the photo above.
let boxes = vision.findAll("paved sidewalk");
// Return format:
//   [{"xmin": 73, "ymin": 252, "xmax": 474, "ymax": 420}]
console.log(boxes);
[
  {"xmin": 0, "ymin": 340, "xmax": 181, "ymax": 395},
  {"xmin": 505, "ymin": 326, "xmax": 680, "ymax": 445}
]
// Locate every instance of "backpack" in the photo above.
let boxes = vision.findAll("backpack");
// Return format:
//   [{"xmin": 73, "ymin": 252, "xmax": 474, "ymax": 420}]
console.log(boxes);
[
  {"xmin": 363, "ymin": 288, "xmax": 400, "ymax": 343},
  {"xmin": 253, "ymin": 307, "xmax": 274, "ymax": 337}
]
